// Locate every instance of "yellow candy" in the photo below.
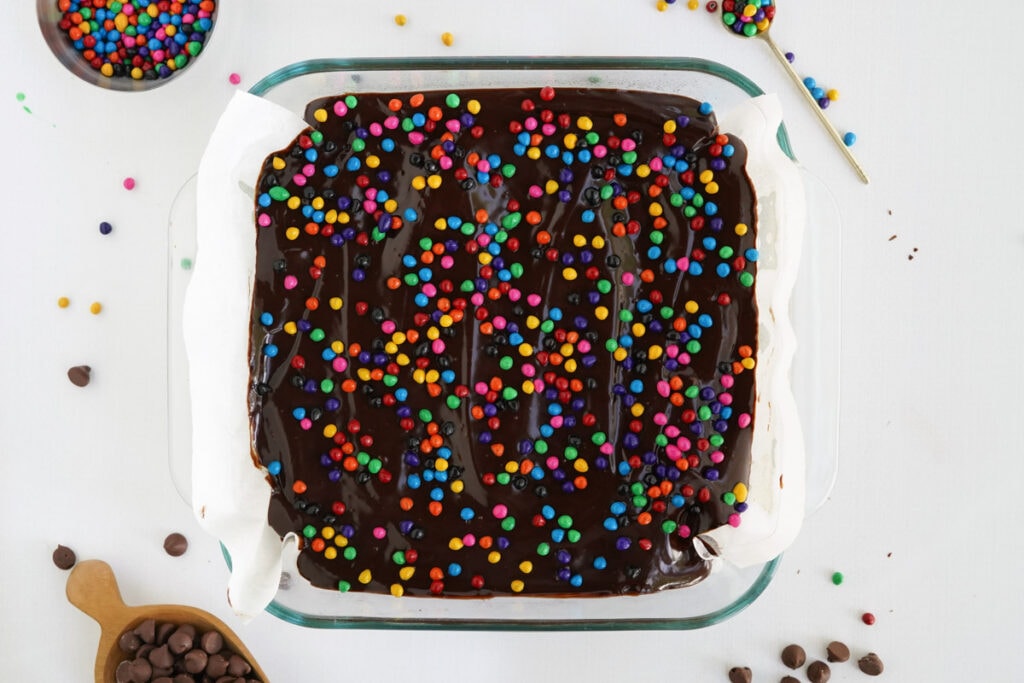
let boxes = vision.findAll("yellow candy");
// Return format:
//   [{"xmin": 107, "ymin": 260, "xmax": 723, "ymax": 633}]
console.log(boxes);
[
  {"xmin": 656, "ymin": 0, "xmax": 668, "ymax": 10},
  {"xmin": 283, "ymin": 322, "xmax": 297, "ymax": 335},
  {"xmin": 412, "ymin": 176, "xmax": 427, "ymax": 191},
  {"xmin": 322, "ymin": 424, "xmax": 338, "ymax": 439},
  {"xmin": 594, "ymin": 306, "xmax": 609, "ymax": 321},
  {"xmin": 384, "ymin": 341, "xmax": 399, "ymax": 354},
  {"xmin": 399, "ymin": 566, "xmax": 416, "ymax": 581},
  {"xmin": 562, "ymin": 267, "xmax": 578, "ymax": 281},
  {"xmin": 613, "ymin": 347, "xmax": 628, "ymax": 362},
  {"xmin": 632, "ymin": 322, "xmax": 646, "ymax": 337},
  {"xmin": 636, "ymin": 164, "xmax": 651, "ymax": 178},
  {"xmin": 358, "ymin": 569, "xmax": 372, "ymax": 584},
  {"xmin": 741, "ymin": 357, "xmax": 756, "ymax": 370},
  {"xmin": 331, "ymin": 341, "xmax": 344, "ymax": 353},
  {"xmin": 384, "ymin": 199, "xmax": 398, "ymax": 212},
  {"xmin": 337, "ymin": 212, "xmax": 350, "ymax": 224},
  {"xmin": 412, "ymin": 369, "xmax": 426, "ymax": 384},
  {"xmin": 521, "ymin": 379, "xmax": 535, "ymax": 394},
  {"xmin": 321, "ymin": 527, "xmax": 335, "ymax": 540},
  {"xmin": 425, "ymin": 369, "xmax": 439, "ymax": 383},
  {"xmin": 329, "ymin": 297, "xmax": 343, "ymax": 310},
  {"xmin": 564, "ymin": 359, "xmax": 578, "ymax": 373},
  {"xmin": 591, "ymin": 236, "xmax": 605, "ymax": 249},
  {"xmin": 685, "ymin": 300, "xmax": 700, "ymax": 314},
  {"xmin": 662, "ymin": 120, "xmax": 677, "ymax": 134},
  {"xmin": 559, "ymin": 343, "xmax": 574, "ymax": 357},
  {"xmin": 271, "ymin": 156, "xmax": 286, "ymax": 170},
  {"xmin": 366, "ymin": 155, "xmax": 381, "ymax": 169},
  {"xmin": 733, "ymin": 482, "xmax": 749, "ymax": 503},
  {"xmin": 450, "ymin": 480, "xmax": 464, "ymax": 494},
  {"xmin": 57, "ymin": 297, "xmax": 70, "ymax": 308},
  {"xmin": 357, "ymin": 368, "xmax": 371, "ymax": 382},
  {"xmin": 467, "ymin": 99, "xmax": 481, "ymax": 114},
  {"xmin": 576, "ymin": 116, "xmax": 593, "ymax": 130},
  {"xmin": 394, "ymin": 14, "xmax": 407, "ymax": 26},
  {"xmin": 449, "ymin": 537, "xmax": 464, "ymax": 551},
  {"xmin": 705, "ymin": 182, "xmax": 719, "ymax": 195},
  {"xmin": 89, "ymin": 302, "xmax": 102, "ymax": 315},
  {"xmin": 527, "ymin": 147, "xmax": 541, "ymax": 160},
  {"xmin": 504, "ymin": 461, "xmax": 519, "ymax": 474},
  {"xmin": 285, "ymin": 227, "xmax": 300, "ymax": 241},
  {"xmin": 526, "ymin": 315, "xmax": 541, "ymax": 329},
  {"xmin": 573, "ymin": 234, "xmax": 587, "ymax": 248},
  {"xmin": 439, "ymin": 314, "xmax": 454, "ymax": 327},
  {"xmin": 487, "ymin": 551, "xmax": 501, "ymax": 564},
  {"xmin": 390, "ymin": 584, "xmax": 404, "ymax": 597},
  {"xmin": 313, "ymin": 108, "xmax": 328, "ymax": 123},
  {"xmin": 699, "ymin": 170, "xmax": 715, "ymax": 184},
  {"xmin": 441, "ymin": 31, "xmax": 454, "ymax": 46},
  {"xmin": 392, "ymin": 331, "xmax": 406, "ymax": 345},
  {"xmin": 630, "ymin": 403, "xmax": 645, "ymax": 417},
  {"xmin": 435, "ymin": 458, "xmax": 449, "ymax": 472},
  {"xmin": 519, "ymin": 561, "xmax": 534, "ymax": 574},
  {"xmin": 323, "ymin": 547, "xmax": 337, "ymax": 560},
  {"xmin": 286, "ymin": 197, "xmax": 301, "ymax": 210},
  {"xmin": 648, "ymin": 203, "xmax": 663, "ymax": 217},
  {"xmin": 735, "ymin": 222, "xmax": 749, "ymax": 236},
  {"xmin": 648, "ymin": 345, "xmax": 663, "ymax": 360},
  {"xmin": 510, "ymin": 580, "xmax": 525, "ymax": 593},
  {"xmin": 545, "ymin": 179, "xmax": 559, "ymax": 194},
  {"xmin": 518, "ymin": 343, "xmax": 533, "ymax": 357},
  {"xmin": 311, "ymin": 197, "xmax": 325, "ymax": 210},
  {"xmin": 573, "ymin": 459, "xmax": 589, "ymax": 473},
  {"xmin": 427, "ymin": 174, "xmax": 442, "ymax": 189}
]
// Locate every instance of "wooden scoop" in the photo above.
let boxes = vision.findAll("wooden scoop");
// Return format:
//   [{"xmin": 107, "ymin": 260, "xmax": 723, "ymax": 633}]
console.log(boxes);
[{"xmin": 66, "ymin": 559, "xmax": 269, "ymax": 683}]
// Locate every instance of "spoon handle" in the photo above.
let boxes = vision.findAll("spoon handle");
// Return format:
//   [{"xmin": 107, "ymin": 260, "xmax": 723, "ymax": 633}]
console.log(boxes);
[
  {"xmin": 761, "ymin": 32, "xmax": 869, "ymax": 184},
  {"xmin": 66, "ymin": 559, "xmax": 131, "ymax": 628}
]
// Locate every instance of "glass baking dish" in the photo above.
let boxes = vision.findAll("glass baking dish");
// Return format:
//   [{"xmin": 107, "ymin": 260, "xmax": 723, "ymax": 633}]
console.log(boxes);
[{"xmin": 168, "ymin": 56, "xmax": 840, "ymax": 630}]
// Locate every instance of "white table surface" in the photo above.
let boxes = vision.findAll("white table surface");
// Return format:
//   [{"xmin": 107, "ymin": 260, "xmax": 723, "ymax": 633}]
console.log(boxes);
[{"xmin": 3, "ymin": 1, "xmax": 1021, "ymax": 680}]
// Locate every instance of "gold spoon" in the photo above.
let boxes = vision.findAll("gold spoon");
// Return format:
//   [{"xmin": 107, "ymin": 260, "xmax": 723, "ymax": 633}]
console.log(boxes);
[
  {"xmin": 722, "ymin": 0, "xmax": 869, "ymax": 184},
  {"xmin": 66, "ymin": 559, "xmax": 270, "ymax": 683}
]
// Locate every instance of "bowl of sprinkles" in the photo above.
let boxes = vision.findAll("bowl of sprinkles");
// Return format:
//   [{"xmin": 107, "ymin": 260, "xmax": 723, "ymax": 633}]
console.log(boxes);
[{"xmin": 38, "ymin": 0, "xmax": 217, "ymax": 91}]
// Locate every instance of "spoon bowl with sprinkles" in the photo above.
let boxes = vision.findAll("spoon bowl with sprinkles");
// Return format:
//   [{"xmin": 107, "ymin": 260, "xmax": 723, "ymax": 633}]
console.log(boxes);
[
  {"xmin": 721, "ymin": 0, "xmax": 869, "ymax": 183},
  {"xmin": 37, "ymin": 0, "xmax": 218, "ymax": 91}
]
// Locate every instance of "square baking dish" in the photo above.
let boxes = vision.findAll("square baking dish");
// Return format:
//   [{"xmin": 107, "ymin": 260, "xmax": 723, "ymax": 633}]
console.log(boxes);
[{"xmin": 168, "ymin": 56, "xmax": 840, "ymax": 629}]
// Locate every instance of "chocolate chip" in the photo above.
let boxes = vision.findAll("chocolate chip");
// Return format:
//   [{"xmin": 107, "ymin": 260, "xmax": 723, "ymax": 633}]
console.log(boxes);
[
  {"xmin": 163, "ymin": 532, "xmax": 189, "ymax": 557},
  {"xmin": 728, "ymin": 666, "xmax": 752, "ymax": 683},
  {"xmin": 826, "ymin": 640, "xmax": 850, "ymax": 663},
  {"xmin": 134, "ymin": 619, "xmax": 157, "ymax": 644},
  {"xmin": 781, "ymin": 677, "xmax": 800, "ymax": 683},
  {"xmin": 858, "ymin": 652, "xmax": 884, "ymax": 676},
  {"xmin": 205, "ymin": 652, "xmax": 230, "ymax": 678},
  {"xmin": 185, "ymin": 648, "xmax": 209, "ymax": 674},
  {"xmin": 52, "ymin": 544, "xmax": 76, "ymax": 570},
  {"xmin": 128, "ymin": 657, "xmax": 152, "ymax": 682},
  {"xmin": 167, "ymin": 626, "xmax": 195, "ymax": 654},
  {"xmin": 781, "ymin": 643, "xmax": 806, "ymax": 669},
  {"xmin": 67, "ymin": 365, "xmax": 91, "ymax": 387},
  {"xmin": 228, "ymin": 653, "xmax": 252, "ymax": 676},
  {"xmin": 148, "ymin": 643, "xmax": 175, "ymax": 669},
  {"xmin": 115, "ymin": 660, "xmax": 133, "ymax": 683},
  {"xmin": 118, "ymin": 631, "xmax": 142, "ymax": 654},
  {"xmin": 156, "ymin": 621, "xmax": 176, "ymax": 644},
  {"xmin": 807, "ymin": 660, "xmax": 831, "ymax": 683},
  {"xmin": 201, "ymin": 629, "xmax": 225, "ymax": 654}
]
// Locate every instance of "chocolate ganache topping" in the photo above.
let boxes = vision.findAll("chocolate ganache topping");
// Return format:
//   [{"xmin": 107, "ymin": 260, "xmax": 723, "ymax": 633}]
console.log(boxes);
[{"xmin": 249, "ymin": 87, "xmax": 759, "ymax": 597}]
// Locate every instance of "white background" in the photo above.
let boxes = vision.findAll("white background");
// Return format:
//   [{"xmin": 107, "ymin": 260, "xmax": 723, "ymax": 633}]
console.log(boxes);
[{"xmin": 2, "ymin": 1, "xmax": 1022, "ymax": 680}]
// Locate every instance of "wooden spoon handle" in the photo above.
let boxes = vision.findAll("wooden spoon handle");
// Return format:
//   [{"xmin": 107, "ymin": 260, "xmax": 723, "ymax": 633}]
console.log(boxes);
[
  {"xmin": 66, "ymin": 560, "xmax": 132, "ymax": 628},
  {"xmin": 761, "ymin": 32, "xmax": 870, "ymax": 184}
]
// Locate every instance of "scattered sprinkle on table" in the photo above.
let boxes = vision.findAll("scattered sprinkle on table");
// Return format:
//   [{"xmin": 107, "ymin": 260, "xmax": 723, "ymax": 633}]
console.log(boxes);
[
  {"xmin": 843, "ymin": 131, "xmax": 857, "ymax": 146},
  {"xmin": 441, "ymin": 31, "xmax": 454, "ymax": 46},
  {"xmin": 831, "ymin": 570, "xmax": 844, "ymax": 585},
  {"xmin": 89, "ymin": 301, "xmax": 103, "ymax": 315},
  {"xmin": 229, "ymin": 72, "xmax": 241, "ymax": 85},
  {"xmin": 862, "ymin": 611, "xmax": 876, "ymax": 625},
  {"xmin": 58, "ymin": 296, "xmax": 70, "ymax": 308},
  {"xmin": 123, "ymin": 176, "xmax": 136, "ymax": 190},
  {"xmin": 99, "ymin": 221, "xmax": 113, "ymax": 235},
  {"xmin": 394, "ymin": 14, "xmax": 407, "ymax": 26}
]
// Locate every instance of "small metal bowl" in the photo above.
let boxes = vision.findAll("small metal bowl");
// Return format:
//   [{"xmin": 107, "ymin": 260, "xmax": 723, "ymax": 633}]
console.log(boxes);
[{"xmin": 37, "ymin": 0, "xmax": 218, "ymax": 92}]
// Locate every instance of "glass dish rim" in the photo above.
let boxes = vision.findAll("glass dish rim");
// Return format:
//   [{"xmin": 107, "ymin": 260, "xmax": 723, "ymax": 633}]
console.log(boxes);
[
  {"xmin": 248, "ymin": 56, "xmax": 793, "ymax": 160},
  {"xmin": 169, "ymin": 56, "xmax": 836, "ymax": 631}
]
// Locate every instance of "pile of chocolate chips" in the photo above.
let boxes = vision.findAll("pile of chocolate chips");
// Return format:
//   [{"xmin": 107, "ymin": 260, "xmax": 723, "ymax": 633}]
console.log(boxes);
[
  {"xmin": 115, "ymin": 619, "xmax": 261, "ymax": 683},
  {"xmin": 730, "ymin": 641, "xmax": 884, "ymax": 681}
]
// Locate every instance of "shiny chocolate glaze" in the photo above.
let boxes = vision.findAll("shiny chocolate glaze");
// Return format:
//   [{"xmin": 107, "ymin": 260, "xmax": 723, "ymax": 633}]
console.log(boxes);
[{"xmin": 249, "ymin": 88, "xmax": 757, "ymax": 597}]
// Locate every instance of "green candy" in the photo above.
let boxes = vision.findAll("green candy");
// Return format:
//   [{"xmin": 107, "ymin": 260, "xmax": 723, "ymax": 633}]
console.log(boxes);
[
  {"xmin": 536, "ymin": 542, "xmax": 551, "ymax": 556},
  {"xmin": 418, "ymin": 408, "xmax": 433, "ymax": 423},
  {"xmin": 445, "ymin": 93, "xmax": 460, "ymax": 108},
  {"xmin": 338, "ymin": 581, "xmax": 351, "ymax": 592},
  {"xmin": 320, "ymin": 379, "xmax": 334, "ymax": 393},
  {"xmin": 344, "ymin": 95, "xmax": 358, "ymax": 108},
  {"xmin": 501, "ymin": 212, "xmax": 522, "ymax": 229},
  {"xmin": 356, "ymin": 451, "xmax": 370, "ymax": 466},
  {"xmin": 309, "ymin": 328, "xmax": 325, "ymax": 342},
  {"xmin": 343, "ymin": 547, "xmax": 357, "ymax": 561},
  {"xmin": 500, "ymin": 517, "xmax": 516, "ymax": 532},
  {"xmin": 302, "ymin": 525, "xmax": 316, "ymax": 539},
  {"xmin": 368, "ymin": 459, "xmax": 382, "ymax": 474},
  {"xmin": 268, "ymin": 186, "xmax": 290, "ymax": 201},
  {"xmin": 566, "ymin": 529, "xmax": 581, "ymax": 543},
  {"xmin": 186, "ymin": 41, "xmax": 202, "ymax": 57},
  {"xmin": 739, "ymin": 271, "xmax": 755, "ymax": 287},
  {"xmin": 446, "ymin": 395, "xmax": 462, "ymax": 409}
]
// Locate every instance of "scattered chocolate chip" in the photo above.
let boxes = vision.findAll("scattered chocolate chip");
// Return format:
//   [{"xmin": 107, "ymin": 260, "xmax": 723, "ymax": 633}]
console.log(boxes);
[
  {"xmin": 807, "ymin": 660, "xmax": 831, "ymax": 683},
  {"xmin": 163, "ymin": 532, "xmax": 188, "ymax": 557},
  {"xmin": 781, "ymin": 643, "xmax": 806, "ymax": 669},
  {"xmin": 781, "ymin": 677, "xmax": 800, "ymax": 683},
  {"xmin": 67, "ymin": 365, "xmax": 91, "ymax": 387},
  {"xmin": 826, "ymin": 640, "xmax": 850, "ymax": 662},
  {"xmin": 728, "ymin": 666, "xmax": 752, "ymax": 683},
  {"xmin": 52, "ymin": 544, "xmax": 76, "ymax": 570},
  {"xmin": 858, "ymin": 652, "xmax": 884, "ymax": 676}
]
